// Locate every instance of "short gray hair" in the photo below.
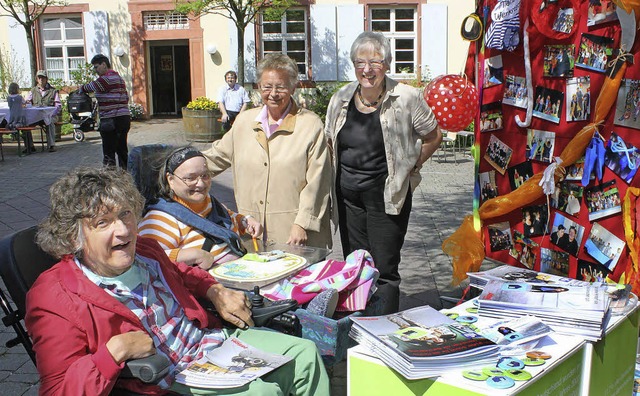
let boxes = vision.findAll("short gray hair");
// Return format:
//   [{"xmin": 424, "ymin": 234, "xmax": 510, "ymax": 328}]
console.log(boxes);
[
  {"xmin": 257, "ymin": 53, "xmax": 299, "ymax": 90},
  {"xmin": 36, "ymin": 167, "xmax": 145, "ymax": 259},
  {"xmin": 350, "ymin": 31, "xmax": 392, "ymax": 66}
]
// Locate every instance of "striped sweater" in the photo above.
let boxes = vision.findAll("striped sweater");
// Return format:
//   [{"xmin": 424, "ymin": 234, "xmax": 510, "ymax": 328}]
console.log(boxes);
[
  {"xmin": 138, "ymin": 196, "xmax": 248, "ymax": 263},
  {"xmin": 81, "ymin": 69, "xmax": 130, "ymax": 118}
]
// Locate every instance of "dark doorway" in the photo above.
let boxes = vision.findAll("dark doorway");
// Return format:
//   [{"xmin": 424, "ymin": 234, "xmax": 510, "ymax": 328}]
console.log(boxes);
[{"xmin": 150, "ymin": 43, "xmax": 191, "ymax": 115}]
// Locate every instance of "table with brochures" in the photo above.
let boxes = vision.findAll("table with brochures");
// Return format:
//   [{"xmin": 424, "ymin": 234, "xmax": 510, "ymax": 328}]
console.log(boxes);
[{"xmin": 347, "ymin": 299, "xmax": 638, "ymax": 395}]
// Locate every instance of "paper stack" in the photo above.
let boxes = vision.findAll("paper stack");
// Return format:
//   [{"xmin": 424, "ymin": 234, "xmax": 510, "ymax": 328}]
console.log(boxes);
[{"xmin": 349, "ymin": 306, "xmax": 500, "ymax": 380}]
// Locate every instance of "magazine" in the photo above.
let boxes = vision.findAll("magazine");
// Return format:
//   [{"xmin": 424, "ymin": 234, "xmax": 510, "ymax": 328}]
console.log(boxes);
[
  {"xmin": 467, "ymin": 264, "xmax": 590, "ymax": 289},
  {"xmin": 349, "ymin": 306, "xmax": 500, "ymax": 379},
  {"xmin": 175, "ymin": 337, "xmax": 291, "ymax": 389}
]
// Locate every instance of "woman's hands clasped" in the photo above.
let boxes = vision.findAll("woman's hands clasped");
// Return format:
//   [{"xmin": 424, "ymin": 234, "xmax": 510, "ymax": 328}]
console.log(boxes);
[{"xmin": 106, "ymin": 331, "xmax": 155, "ymax": 365}]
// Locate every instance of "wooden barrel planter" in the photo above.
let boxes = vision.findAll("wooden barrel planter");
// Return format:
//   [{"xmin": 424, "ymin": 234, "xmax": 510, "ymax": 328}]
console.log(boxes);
[{"xmin": 181, "ymin": 107, "xmax": 223, "ymax": 142}]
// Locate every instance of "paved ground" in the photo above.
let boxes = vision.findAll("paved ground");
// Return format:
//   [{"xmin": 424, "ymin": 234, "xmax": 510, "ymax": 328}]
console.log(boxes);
[{"xmin": 0, "ymin": 119, "xmax": 475, "ymax": 395}]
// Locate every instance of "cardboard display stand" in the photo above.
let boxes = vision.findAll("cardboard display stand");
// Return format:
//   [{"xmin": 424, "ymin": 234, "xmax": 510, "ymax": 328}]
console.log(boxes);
[{"xmin": 473, "ymin": 0, "xmax": 639, "ymax": 283}]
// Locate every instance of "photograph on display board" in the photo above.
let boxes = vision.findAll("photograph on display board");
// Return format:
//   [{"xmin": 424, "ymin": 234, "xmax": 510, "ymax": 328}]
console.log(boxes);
[
  {"xmin": 488, "ymin": 222, "xmax": 513, "ymax": 252},
  {"xmin": 575, "ymin": 33, "xmax": 613, "ymax": 73},
  {"xmin": 480, "ymin": 102, "xmax": 504, "ymax": 132},
  {"xmin": 566, "ymin": 77, "xmax": 591, "ymax": 122},
  {"xmin": 587, "ymin": 0, "xmax": 618, "ymax": 27},
  {"xmin": 484, "ymin": 134, "xmax": 513, "ymax": 175},
  {"xmin": 613, "ymin": 79, "xmax": 640, "ymax": 129},
  {"xmin": 604, "ymin": 132, "xmax": 640, "ymax": 183},
  {"xmin": 503, "ymin": 75, "xmax": 529, "ymax": 109},
  {"xmin": 583, "ymin": 222, "xmax": 625, "ymax": 271},
  {"xmin": 480, "ymin": 170, "xmax": 499, "ymax": 203},
  {"xmin": 507, "ymin": 161, "xmax": 534, "ymax": 191},
  {"xmin": 509, "ymin": 231, "xmax": 539, "ymax": 269},
  {"xmin": 543, "ymin": 44, "xmax": 575, "ymax": 78},
  {"xmin": 522, "ymin": 204, "xmax": 549, "ymax": 238},
  {"xmin": 484, "ymin": 0, "xmax": 521, "ymax": 52},
  {"xmin": 550, "ymin": 213, "xmax": 585, "ymax": 257},
  {"xmin": 483, "ymin": 55, "xmax": 504, "ymax": 88},
  {"xmin": 576, "ymin": 259, "xmax": 610, "ymax": 283},
  {"xmin": 553, "ymin": 7, "xmax": 575, "ymax": 34},
  {"xmin": 584, "ymin": 180, "xmax": 622, "ymax": 221},
  {"xmin": 526, "ymin": 129, "xmax": 556, "ymax": 163},
  {"xmin": 540, "ymin": 248, "xmax": 570, "ymax": 277},
  {"xmin": 551, "ymin": 182, "xmax": 583, "ymax": 217},
  {"xmin": 532, "ymin": 87, "xmax": 563, "ymax": 124},
  {"xmin": 565, "ymin": 157, "xmax": 593, "ymax": 182}
]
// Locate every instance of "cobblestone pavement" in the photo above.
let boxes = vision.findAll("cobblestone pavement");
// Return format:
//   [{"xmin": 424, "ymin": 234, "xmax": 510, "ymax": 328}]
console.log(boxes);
[{"xmin": 0, "ymin": 119, "xmax": 474, "ymax": 395}]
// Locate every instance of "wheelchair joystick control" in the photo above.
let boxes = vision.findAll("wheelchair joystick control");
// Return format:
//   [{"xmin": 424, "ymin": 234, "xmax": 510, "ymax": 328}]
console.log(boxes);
[
  {"xmin": 250, "ymin": 285, "xmax": 299, "ymax": 328},
  {"xmin": 251, "ymin": 286, "xmax": 265, "ymax": 308}
]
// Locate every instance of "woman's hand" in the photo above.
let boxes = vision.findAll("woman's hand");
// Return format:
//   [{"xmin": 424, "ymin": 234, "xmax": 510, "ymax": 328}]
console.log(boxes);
[
  {"xmin": 106, "ymin": 331, "xmax": 155, "ymax": 365},
  {"xmin": 245, "ymin": 217, "xmax": 263, "ymax": 238},
  {"xmin": 177, "ymin": 248, "xmax": 217, "ymax": 270},
  {"xmin": 206, "ymin": 283, "xmax": 254, "ymax": 329},
  {"xmin": 286, "ymin": 224, "xmax": 307, "ymax": 246}
]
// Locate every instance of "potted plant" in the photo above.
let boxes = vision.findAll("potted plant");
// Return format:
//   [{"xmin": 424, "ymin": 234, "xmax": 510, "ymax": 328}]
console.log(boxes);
[{"xmin": 182, "ymin": 96, "xmax": 223, "ymax": 142}]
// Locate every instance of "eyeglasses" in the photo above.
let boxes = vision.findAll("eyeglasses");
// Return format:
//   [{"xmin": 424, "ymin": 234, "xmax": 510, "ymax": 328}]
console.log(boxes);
[
  {"xmin": 354, "ymin": 59, "xmax": 385, "ymax": 70},
  {"xmin": 260, "ymin": 85, "xmax": 289, "ymax": 94},
  {"xmin": 171, "ymin": 172, "xmax": 212, "ymax": 187}
]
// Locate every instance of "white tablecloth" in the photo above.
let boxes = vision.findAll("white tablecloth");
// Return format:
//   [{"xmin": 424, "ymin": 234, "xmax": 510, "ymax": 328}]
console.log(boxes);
[{"xmin": 0, "ymin": 106, "xmax": 58, "ymax": 126}]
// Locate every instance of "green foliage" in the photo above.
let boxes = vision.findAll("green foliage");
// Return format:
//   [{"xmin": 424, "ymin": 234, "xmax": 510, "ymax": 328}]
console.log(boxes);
[
  {"xmin": 186, "ymin": 96, "xmax": 219, "ymax": 111},
  {"xmin": 0, "ymin": 46, "xmax": 28, "ymax": 94},
  {"xmin": 129, "ymin": 103, "xmax": 145, "ymax": 120},
  {"xmin": 70, "ymin": 63, "xmax": 95, "ymax": 86},
  {"xmin": 303, "ymin": 82, "xmax": 348, "ymax": 123},
  {"xmin": 398, "ymin": 65, "xmax": 433, "ymax": 89},
  {"xmin": 48, "ymin": 77, "xmax": 65, "ymax": 89}
]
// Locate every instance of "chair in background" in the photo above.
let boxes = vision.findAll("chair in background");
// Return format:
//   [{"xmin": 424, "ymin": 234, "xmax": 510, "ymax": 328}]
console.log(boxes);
[
  {"xmin": 456, "ymin": 130, "xmax": 475, "ymax": 156},
  {"xmin": 0, "ymin": 226, "xmax": 171, "ymax": 389},
  {"xmin": 437, "ymin": 131, "xmax": 457, "ymax": 163}
]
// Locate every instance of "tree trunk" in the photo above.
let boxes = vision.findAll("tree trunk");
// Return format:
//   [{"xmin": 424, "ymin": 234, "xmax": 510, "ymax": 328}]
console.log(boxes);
[
  {"xmin": 237, "ymin": 24, "xmax": 246, "ymax": 85},
  {"xmin": 25, "ymin": 23, "xmax": 37, "ymax": 87}
]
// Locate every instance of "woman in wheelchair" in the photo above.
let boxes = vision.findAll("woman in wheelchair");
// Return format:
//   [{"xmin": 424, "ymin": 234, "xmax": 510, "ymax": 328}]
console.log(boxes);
[
  {"xmin": 25, "ymin": 167, "xmax": 329, "ymax": 395},
  {"xmin": 138, "ymin": 146, "xmax": 263, "ymax": 270}
]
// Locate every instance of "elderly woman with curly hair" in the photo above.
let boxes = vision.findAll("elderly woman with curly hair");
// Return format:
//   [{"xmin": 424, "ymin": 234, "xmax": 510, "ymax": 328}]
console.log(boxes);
[
  {"xmin": 202, "ymin": 53, "xmax": 332, "ymax": 249},
  {"xmin": 25, "ymin": 167, "xmax": 329, "ymax": 395},
  {"xmin": 324, "ymin": 31, "xmax": 442, "ymax": 314}
]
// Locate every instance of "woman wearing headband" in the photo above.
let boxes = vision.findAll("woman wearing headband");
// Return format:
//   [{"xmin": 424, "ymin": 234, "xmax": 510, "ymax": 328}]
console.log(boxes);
[{"xmin": 138, "ymin": 146, "xmax": 263, "ymax": 270}]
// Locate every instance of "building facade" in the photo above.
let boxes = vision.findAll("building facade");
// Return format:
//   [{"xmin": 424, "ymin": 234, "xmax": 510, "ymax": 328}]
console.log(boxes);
[{"xmin": 0, "ymin": 0, "xmax": 474, "ymax": 117}]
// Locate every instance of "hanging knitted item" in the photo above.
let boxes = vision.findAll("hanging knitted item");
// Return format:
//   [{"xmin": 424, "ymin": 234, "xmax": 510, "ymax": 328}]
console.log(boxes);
[
  {"xmin": 582, "ymin": 137, "xmax": 606, "ymax": 186},
  {"xmin": 485, "ymin": 0, "xmax": 522, "ymax": 51}
]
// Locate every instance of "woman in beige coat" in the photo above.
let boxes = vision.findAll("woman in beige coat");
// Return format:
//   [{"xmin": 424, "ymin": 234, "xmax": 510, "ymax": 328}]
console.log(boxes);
[{"xmin": 203, "ymin": 54, "xmax": 332, "ymax": 249}]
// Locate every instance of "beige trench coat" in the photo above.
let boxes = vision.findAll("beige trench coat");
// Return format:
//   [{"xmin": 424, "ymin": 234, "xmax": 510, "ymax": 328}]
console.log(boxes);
[{"xmin": 202, "ymin": 102, "xmax": 332, "ymax": 249}]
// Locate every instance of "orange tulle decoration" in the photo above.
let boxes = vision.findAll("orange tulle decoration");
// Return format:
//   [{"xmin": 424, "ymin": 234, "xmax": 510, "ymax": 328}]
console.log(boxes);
[
  {"xmin": 443, "ymin": 57, "xmax": 629, "ymax": 285},
  {"xmin": 620, "ymin": 188, "xmax": 640, "ymax": 294}
]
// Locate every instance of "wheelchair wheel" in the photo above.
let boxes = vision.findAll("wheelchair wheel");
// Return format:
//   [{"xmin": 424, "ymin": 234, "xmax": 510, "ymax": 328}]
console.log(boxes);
[{"xmin": 73, "ymin": 129, "xmax": 85, "ymax": 142}]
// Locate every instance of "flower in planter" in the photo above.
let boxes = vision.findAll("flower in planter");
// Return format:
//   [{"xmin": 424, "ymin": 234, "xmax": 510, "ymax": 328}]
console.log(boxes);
[
  {"xmin": 129, "ymin": 103, "xmax": 145, "ymax": 119},
  {"xmin": 186, "ymin": 96, "xmax": 219, "ymax": 111}
]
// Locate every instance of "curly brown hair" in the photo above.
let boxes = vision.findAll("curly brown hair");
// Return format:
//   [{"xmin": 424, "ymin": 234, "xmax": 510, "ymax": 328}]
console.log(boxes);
[{"xmin": 36, "ymin": 167, "xmax": 144, "ymax": 259}]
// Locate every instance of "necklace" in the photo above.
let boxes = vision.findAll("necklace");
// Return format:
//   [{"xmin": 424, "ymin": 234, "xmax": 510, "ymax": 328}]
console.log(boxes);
[{"xmin": 357, "ymin": 84, "xmax": 385, "ymax": 107}]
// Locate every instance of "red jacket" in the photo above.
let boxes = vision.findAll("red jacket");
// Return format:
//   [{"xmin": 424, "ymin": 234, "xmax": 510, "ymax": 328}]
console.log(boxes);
[{"xmin": 25, "ymin": 237, "xmax": 221, "ymax": 396}]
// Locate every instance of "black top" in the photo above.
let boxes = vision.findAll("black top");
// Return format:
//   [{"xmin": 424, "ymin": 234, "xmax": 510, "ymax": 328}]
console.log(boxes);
[{"xmin": 337, "ymin": 98, "xmax": 388, "ymax": 191}]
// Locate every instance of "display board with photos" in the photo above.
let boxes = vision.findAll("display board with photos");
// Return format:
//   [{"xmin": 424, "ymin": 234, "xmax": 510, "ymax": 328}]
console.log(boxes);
[{"xmin": 474, "ymin": 0, "xmax": 638, "ymax": 284}]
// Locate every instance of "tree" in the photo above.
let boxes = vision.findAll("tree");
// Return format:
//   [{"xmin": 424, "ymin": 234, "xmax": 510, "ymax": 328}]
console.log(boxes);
[
  {"xmin": 0, "ymin": 0, "xmax": 68, "ymax": 86},
  {"xmin": 175, "ymin": 0, "xmax": 296, "ymax": 85}
]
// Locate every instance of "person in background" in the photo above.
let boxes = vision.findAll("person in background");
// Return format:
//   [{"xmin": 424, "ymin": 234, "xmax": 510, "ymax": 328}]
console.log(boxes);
[
  {"xmin": 7, "ymin": 82, "xmax": 36, "ymax": 153},
  {"xmin": 26, "ymin": 70, "xmax": 61, "ymax": 152},
  {"xmin": 203, "ymin": 54, "xmax": 332, "ymax": 249},
  {"xmin": 80, "ymin": 54, "xmax": 131, "ymax": 169},
  {"xmin": 324, "ymin": 31, "xmax": 442, "ymax": 314},
  {"xmin": 218, "ymin": 70, "xmax": 250, "ymax": 132},
  {"xmin": 25, "ymin": 166, "xmax": 329, "ymax": 395}
]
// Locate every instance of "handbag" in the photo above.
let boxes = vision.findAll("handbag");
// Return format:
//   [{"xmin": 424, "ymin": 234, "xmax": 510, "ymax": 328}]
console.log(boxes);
[{"xmin": 99, "ymin": 117, "xmax": 116, "ymax": 132}]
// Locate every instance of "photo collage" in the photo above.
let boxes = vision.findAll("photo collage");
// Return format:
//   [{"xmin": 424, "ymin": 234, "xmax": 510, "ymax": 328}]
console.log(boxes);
[{"xmin": 479, "ymin": 0, "xmax": 631, "ymax": 283}]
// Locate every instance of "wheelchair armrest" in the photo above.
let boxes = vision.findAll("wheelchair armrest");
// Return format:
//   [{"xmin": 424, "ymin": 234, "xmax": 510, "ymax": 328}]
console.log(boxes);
[{"xmin": 120, "ymin": 354, "xmax": 171, "ymax": 384}]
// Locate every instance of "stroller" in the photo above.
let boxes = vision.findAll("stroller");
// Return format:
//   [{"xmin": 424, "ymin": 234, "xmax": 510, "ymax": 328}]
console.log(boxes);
[{"xmin": 67, "ymin": 91, "xmax": 97, "ymax": 142}]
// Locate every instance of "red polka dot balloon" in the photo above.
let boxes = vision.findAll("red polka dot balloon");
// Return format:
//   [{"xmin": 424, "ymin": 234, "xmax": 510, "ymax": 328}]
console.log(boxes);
[{"xmin": 424, "ymin": 74, "xmax": 478, "ymax": 131}]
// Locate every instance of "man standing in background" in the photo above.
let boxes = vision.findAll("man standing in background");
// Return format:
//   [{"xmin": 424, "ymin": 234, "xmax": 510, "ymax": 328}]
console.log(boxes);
[
  {"xmin": 80, "ymin": 54, "xmax": 131, "ymax": 169},
  {"xmin": 217, "ymin": 70, "xmax": 250, "ymax": 132}
]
